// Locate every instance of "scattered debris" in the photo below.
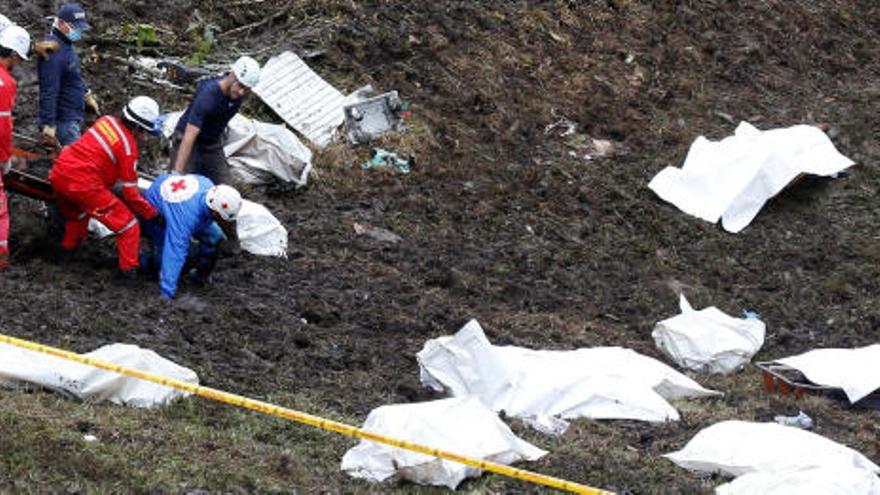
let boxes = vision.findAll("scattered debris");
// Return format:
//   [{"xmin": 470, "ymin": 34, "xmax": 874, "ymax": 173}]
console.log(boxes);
[
  {"xmin": 417, "ymin": 320, "xmax": 720, "ymax": 434},
  {"xmin": 652, "ymin": 294, "xmax": 765, "ymax": 374},
  {"xmin": 361, "ymin": 147, "xmax": 413, "ymax": 173},
  {"xmin": 774, "ymin": 410, "xmax": 813, "ymax": 430},
  {"xmin": 665, "ymin": 420, "xmax": 880, "ymax": 492},
  {"xmin": 343, "ymin": 91, "xmax": 408, "ymax": 145},
  {"xmin": 340, "ymin": 396, "xmax": 546, "ymax": 489},
  {"xmin": 0, "ymin": 343, "xmax": 197, "ymax": 408},
  {"xmin": 757, "ymin": 344, "xmax": 880, "ymax": 408},
  {"xmin": 353, "ymin": 222, "xmax": 403, "ymax": 244},
  {"xmin": 253, "ymin": 51, "xmax": 346, "ymax": 147},
  {"xmin": 648, "ymin": 122, "xmax": 855, "ymax": 232}
]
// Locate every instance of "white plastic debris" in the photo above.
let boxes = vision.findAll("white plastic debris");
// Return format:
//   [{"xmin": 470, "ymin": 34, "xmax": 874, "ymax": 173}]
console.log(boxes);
[
  {"xmin": 0, "ymin": 343, "xmax": 197, "ymax": 408},
  {"xmin": 664, "ymin": 420, "xmax": 880, "ymax": 478},
  {"xmin": 776, "ymin": 344, "xmax": 880, "ymax": 404},
  {"xmin": 417, "ymin": 320, "xmax": 720, "ymax": 434},
  {"xmin": 161, "ymin": 111, "xmax": 312, "ymax": 186},
  {"xmin": 340, "ymin": 396, "xmax": 546, "ymax": 490},
  {"xmin": 648, "ymin": 122, "xmax": 854, "ymax": 232},
  {"xmin": 652, "ymin": 294, "xmax": 765, "ymax": 374},
  {"xmin": 253, "ymin": 51, "xmax": 346, "ymax": 147},
  {"xmin": 773, "ymin": 411, "xmax": 813, "ymax": 430},
  {"xmin": 715, "ymin": 466, "xmax": 880, "ymax": 495}
]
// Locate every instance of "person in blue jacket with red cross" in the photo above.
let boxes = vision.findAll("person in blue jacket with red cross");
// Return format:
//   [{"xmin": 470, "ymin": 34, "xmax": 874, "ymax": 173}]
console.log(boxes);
[{"xmin": 141, "ymin": 173, "xmax": 242, "ymax": 299}]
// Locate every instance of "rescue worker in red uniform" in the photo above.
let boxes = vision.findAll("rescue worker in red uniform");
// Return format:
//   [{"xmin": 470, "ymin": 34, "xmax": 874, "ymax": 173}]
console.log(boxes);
[
  {"xmin": 0, "ymin": 25, "xmax": 31, "ymax": 270},
  {"xmin": 49, "ymin": 96, "xmax": 162, "ymax": 276}
]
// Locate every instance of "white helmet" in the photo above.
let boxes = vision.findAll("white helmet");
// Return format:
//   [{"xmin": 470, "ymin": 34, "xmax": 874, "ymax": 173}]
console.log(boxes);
[
  {"xmin": 205, "ymin": 185, "xmax": 242, "ymax": 221},
  {"xmin": 123, "ymin": 96, "xmax": 160, "ymax": 133},
  {"xmin": 0, "ymin": 25, "xmax": 29, "ymax": 60},
  {"xmin": 231, "ymin": 56, "xmax": 260, "ymax": 88},
  {"xmin": 0, "ymin": 15, "xmax": 12, "ymax": 33}
]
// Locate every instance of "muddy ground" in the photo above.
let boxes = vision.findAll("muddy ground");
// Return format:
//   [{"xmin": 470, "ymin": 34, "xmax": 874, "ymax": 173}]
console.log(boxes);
[{"xmin": 1, "ymin": 1, "xmax": 879, "ymax": 493}]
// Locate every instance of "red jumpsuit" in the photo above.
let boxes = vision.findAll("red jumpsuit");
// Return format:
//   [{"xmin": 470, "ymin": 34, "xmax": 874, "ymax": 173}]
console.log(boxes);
[
  {"xmin": 0, "ymin": 63, "xmax": 17, "ymax": 269},
  {"xmin": 49, "ymin": 115, "xmax": 157, "ymax": 271}
]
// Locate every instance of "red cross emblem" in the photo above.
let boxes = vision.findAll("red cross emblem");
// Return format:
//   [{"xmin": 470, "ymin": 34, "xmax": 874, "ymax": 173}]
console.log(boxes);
[{"xmin": 171, "ymin": 179, "xmax": 187, "ymax": 192}]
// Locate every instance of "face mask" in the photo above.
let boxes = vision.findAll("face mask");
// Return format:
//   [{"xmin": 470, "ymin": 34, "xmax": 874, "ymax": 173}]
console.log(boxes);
[{"xmin": 67, "ymin": 29, "xmax": 82, "ymax": 42}]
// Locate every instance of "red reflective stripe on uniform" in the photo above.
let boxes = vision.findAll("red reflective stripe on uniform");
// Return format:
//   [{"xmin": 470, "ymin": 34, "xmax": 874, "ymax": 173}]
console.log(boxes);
[
  {"xmin": 118, "ymin": 182, "xmax": 139, "ymax": 187},
  {"xmin": 106, "ymin": 116, "xmax": 132, "ymax": 156},
  {"xmin": 115, "ymin": 217, "xmax": 138, "ymax": 235},
  {"xmin": 0, "ymin": 111, "xmax": 10, "ymax": 117},
  {"xmin": 88, "ymin": 127, "xmax": 117, "ymax": 164}
]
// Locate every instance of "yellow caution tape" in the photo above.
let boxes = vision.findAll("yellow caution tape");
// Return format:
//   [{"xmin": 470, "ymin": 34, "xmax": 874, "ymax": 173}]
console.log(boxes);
[{"xmin": 0, "ymin": 332, "xmax": 613, "ymax": 494}]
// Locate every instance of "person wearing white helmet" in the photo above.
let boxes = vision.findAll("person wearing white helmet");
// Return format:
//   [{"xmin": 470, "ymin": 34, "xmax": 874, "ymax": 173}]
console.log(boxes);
[
  {"xmin": 170, "ymin": 55, "xmax": 261, "ymax": 186},
  {"xmin": 48, "ymin": 96, "xmax": 163, "ymax": 279},
  {"xmin": 141, "ymin": 173, "xmax": 242, "ymax": 298},
  {"xmin": 0, "ymin": 24, "xmax": 30, "ymax": 270}
]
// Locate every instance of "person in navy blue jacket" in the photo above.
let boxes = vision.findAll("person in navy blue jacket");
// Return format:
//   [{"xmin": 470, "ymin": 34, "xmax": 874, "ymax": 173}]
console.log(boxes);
[
  {"xmin": 37, "ymin": 4, "xmax": 100, "ymax": 150},
  {"xmin": 141, "ymin": 173, "xmax": 242, "ymax": 299}
]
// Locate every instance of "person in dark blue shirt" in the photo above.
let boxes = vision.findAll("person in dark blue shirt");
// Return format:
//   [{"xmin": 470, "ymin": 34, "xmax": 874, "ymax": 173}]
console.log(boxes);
[
  {"xmin": 141, "ymin": 173, "xmax": 242, "ymax": 299},
  {"xmin": 37, "ymin": 3, "xmax": 100, "ymax": 149},
  {"xmin": 170, "ymin": 56, "xmax": 260, "ymax": 185}
]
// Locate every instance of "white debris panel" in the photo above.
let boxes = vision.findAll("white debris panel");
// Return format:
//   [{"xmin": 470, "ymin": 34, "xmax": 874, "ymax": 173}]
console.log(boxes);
[
  {"xmin": 775, "ymin": 344, "xmax": 880, "ymax": 404},
  {"xmin": 648, "ymin": 122, "xmax": 854, "ymax": 233},
  {"xmin": 340, "ymin": 396, "xmax": 546, "ymax": 490},
  {"xmin": 652, "ymin": 294, "xmax": 765, "ymax": 374},
  {"xmin": 253, "ymin": 51, "xmax": 346, "ymax": 147},
  {"xmin": 665, "ymin": 420, "xmax": 880, "ymax": 481},
  {"xmin": 715, "ymin": 466, "xmax": 880, "ymax": 495},
  {"xmin": 417, "ymin": 320, "xmax": 720, "ymax": 434},
  {"xmin": 0, "ymin": 343, "xmax": 197, "ymax": 408}
]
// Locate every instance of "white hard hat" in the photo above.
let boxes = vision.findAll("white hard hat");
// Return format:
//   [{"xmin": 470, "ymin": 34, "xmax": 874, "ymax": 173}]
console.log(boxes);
[
  {"xmin": 205, "ymin": 184, "xmax": 242, "ymax": 221},
  {"xmin": 231, "ymin": 56, "xmax": 260, "ymax": 88},
  {"xmin": 0, "ymin": 15, "xmax": 12, "ymax": 33},
  {"xmin": 123, "ymin": 96, "xmax": 160, "ymax": 133},
  {"xmin": 0, "ymin": 25, "xmax": 30, "ymax": 60}
]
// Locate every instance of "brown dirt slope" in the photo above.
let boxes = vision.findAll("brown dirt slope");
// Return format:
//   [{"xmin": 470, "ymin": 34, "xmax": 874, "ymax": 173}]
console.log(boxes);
[{"xmin": 1, "ymin": 1, "xmax": 879, "ymax": 493}]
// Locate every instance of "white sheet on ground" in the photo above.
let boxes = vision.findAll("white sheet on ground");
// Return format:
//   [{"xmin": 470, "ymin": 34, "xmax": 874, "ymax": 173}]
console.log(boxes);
[
  {"xmin": 161, "ymin": 111, "xmax": 313, "ymax": 186},
  {"xmin": 652, "ymin": 294, "xmax": 765, "ymax": 374},
  {"xmin": 340, "ymin": 396, "xmax": 546, "ymax": 490},
  {"xmin": 665, "ymin": 420, "xmax": 880, "ymax": 478},
  {"xmin": 776, "ymin": 344, "xmax": 880, "ymax": 403},
  {"xmin": 223, "ymin": 115, "xmax": 312, "ymax": 186},
  {"xmin": 648, "ymin": 122, "xmax": 854, "ymax": 233},
  {"xmin": 417, "ymin": 320, "xmax": 720, "ymax": 434},
  {"xmin": 0, "ymin": 343, "xmax": 197, "ymax": 408},
  {"xmin": 715, "ymin": 466, "xmax": 880, "ymax": 495}
]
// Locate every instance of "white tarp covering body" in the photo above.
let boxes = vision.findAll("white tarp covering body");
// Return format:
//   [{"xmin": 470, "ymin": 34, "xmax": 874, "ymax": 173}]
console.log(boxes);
[
  {"xmin": 253, "ymin": 51, "xmax": 345, "ymax": 147},
  {"xmin": 776, "ymin": 344, "xmax": 880, "ymax": 403},
  {"xmin": 161, "ymin": 111, "xmax": 312, "ymax": 186},
  {"xmin": 417, "ymin": 320, "xmax": 720, "ymax": 434},
  {"xmin": 340, "ymin": 396, "xmax": 546, "ymax": 489},
  {"xmin": 648, "ymin": 122, "xmax": 854, "ymax": 232},
  {"xmin": 236, "ymin": 199, "xmax": 288, "ymax": 257},
  {"xmin": 652, "ymin": 294, "xmax": 765, "ymax": 374},
  {"xmin": 665, "ymin": 420, "xmax": 880, "ymax": 493},
  {"xmin": 90, "ymin": 179, "xmax": 288, "ymax": 258},
  {"xmin": 715, "ymin": 466, "xmax": 880, "ymax": 495},
  {"xmin": 223, "ymin": 115, "xmax": 312, "ymax": 186},
  {"xmin": 0, "ymin": 343, "xmax": 197, "ymax": 408}
]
